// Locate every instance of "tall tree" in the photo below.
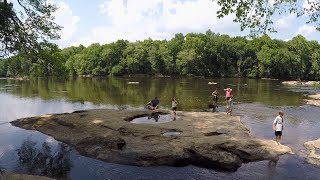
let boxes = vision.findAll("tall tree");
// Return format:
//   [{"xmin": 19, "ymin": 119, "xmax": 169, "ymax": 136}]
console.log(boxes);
[
  {"xmin": 214, "ymin": 0, "xmax": 320, "ymax": 37},
  {"xmin": 0, "ymin": 0, "xmax": 61, "ymax": 57}
]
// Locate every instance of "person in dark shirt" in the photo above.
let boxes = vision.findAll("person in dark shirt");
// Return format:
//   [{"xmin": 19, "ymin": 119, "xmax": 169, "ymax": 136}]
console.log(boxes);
[{"xmin": 146, "ymin": 97, "xmax": 159, "ymax": 110}]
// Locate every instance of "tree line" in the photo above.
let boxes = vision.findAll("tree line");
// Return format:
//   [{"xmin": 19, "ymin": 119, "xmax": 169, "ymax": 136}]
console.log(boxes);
[{"xmin": 1, "ymin": 30, "xmax": 320, "ymax": 80}]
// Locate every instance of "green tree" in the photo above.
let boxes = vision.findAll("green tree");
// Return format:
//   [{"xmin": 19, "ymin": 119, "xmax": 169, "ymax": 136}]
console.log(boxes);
[
  {"xmin": 122, "ymin": 42, "xmax": 150, "ymax": 75},
  {"xmin": 286, "ymin": 35, "xmax": 311, "ymax": 79},
  {"xmin": 310, "ymin": 49, "xmax": 320, "ymax": 79},
  {"xmin": 176, "ymin": 48, "xmax": 199, "ymax": 75},
  {"xmin": 30, "ymin": 43, "xmax": 67, "ymax": 77},
  {"xmin": 0, "ymin": 0, "xmax": 61, "ymax": 57},
  {"xmin": 214, "ymin": 0, "xmax": 320, "ymax": 37}
]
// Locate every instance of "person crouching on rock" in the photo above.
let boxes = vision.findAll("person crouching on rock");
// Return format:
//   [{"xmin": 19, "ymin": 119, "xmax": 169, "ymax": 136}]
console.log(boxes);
[{"xmin": 146, "ymin": 97, "xmax": 160, "ymax": 110}]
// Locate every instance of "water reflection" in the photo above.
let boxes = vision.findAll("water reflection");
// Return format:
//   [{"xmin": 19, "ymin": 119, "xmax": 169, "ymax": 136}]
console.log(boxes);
[
  {"xmin": 267, "ymin": 158, "xmax": 279, "ymax": 175},
  {"xmin": 147, "ymin": 112, "xmax": 160, "ymax": 122},
  {"xmin": 0, "ymin": 77, "xmax": 309, "ymax": 110},
  {"xmin": 0, "ymin": 78, "xmax": 320, "ymax": 179},
  {"xmin": 16, "ymin": 139, "xmax": 72, "ymax": 179},
  {"xmin": 130, "ymin": 113, "xmax": 173, "ymax": 124}
]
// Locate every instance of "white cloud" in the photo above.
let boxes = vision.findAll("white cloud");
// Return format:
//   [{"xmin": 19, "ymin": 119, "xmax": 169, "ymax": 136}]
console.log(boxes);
[
  {"xmin": 303, "ymin": 0, "xmax": 317, "ymax": 10},
  {"xmin": 72, "ymin": 0, "xmax": 238, "ymax": 46},
  {"xmin": 274, "ymin": 14, "xmax": 295, "ymax": 30},
  {"xmin": 268, "ymin": 0, "xmax": 275, "ymax": 5},
  {"xmin": 53, "ymin": 1, "xmax": 80, "ymax": 45},
  {"xmin": 296, "ymin": 24, "xmax": 316, "ymax": 37}
]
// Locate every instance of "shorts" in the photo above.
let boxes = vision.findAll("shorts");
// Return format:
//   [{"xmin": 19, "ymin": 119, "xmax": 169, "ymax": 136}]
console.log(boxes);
[
  {"xmin": 226, "ymin": 97, "xmax": 230, "ymax": 101},
  {"xmin": 171, "ymin": 107, "xmax": 177, "ymax": 111},
  {"xmin": 275, "ymin": 131, "xmax": 282, "ymax": 136}
]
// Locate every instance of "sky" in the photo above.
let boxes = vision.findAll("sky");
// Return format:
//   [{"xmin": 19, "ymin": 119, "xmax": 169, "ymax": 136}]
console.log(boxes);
[{"xmin": 48, "ymin": 0, "xmax": 320, "ymax": 48}]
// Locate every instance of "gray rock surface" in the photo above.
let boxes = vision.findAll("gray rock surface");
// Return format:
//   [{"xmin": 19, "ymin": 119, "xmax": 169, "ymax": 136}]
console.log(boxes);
[
  {"xmin": 0, "ymin": 173, "xmax": 53, "ymax": 180},
  {"xmin": 11, "ymin": 109, "xmax": 292, "ymax": 171}
]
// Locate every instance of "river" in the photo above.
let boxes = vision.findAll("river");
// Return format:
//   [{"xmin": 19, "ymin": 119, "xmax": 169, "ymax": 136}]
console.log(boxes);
[{"xmin": 0, "ymin": 77, "xmax": 319, "ymax": 179}]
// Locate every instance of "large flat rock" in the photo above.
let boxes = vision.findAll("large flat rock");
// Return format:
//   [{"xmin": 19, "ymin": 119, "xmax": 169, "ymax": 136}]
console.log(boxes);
[{"xmin": 11, "ymin": 109, "xmax": 292, "ymax": 171}]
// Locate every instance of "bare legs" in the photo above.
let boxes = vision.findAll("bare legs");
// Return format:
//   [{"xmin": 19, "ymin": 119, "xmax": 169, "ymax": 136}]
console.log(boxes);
[{"xmin": 275, "ymin": 135, "xmax": 281, "ymax": 145}]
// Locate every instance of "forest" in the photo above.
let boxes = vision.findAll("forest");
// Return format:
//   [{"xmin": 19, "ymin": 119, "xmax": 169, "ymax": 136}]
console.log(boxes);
[{"xmin": 1, "ymin": 30, "xmax": 320, "ymax": 80}]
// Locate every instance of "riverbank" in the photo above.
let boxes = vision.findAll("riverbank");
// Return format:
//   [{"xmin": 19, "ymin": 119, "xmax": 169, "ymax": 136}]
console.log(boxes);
[{"xmin": 11, "ymin": 109, "xmax": 292, "ymax": 172}]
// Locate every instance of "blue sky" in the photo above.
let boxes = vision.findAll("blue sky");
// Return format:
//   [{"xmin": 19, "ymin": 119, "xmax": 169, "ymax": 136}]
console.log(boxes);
[{"xmin": 48, "ymin": 0, "xmax": 320, "ymax": 48}]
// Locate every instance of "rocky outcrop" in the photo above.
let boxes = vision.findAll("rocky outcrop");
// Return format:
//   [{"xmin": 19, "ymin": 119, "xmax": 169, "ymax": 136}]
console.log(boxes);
[
  {"xmin": 11, "ymin": 109, "xmax": 292, "ymax": 171},
  {"xmin": 304, "ymin": 138, "xmax": 320, "ymax": 165},
  {"xmin": 282, "ymin": 81, "xmax": 319, "ymax": 86},
  {"xmin": 305, "ymin": 93, "xmax": 320, "ymax": 107}
]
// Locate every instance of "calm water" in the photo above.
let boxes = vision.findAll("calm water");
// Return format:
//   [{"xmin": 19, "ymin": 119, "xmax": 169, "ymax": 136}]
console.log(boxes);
[{"xmin": 0, "ymin": 77, "xmax": 319, "ymax": 179}]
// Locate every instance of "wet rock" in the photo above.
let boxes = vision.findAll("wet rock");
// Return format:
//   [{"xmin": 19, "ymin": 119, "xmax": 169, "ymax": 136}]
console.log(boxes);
[
  {"xmin": 304, "ymin": 138, "xmax": 320, "ymax": 165},
  {"xmin": 305, "ymin": 93, "xmax": 320, "ymax": 107},
  {"xmin": 282, "ymin": 80, "xmax": 319, "ymax": 86},
  {"xmin": 11, "ymin": 109, "xmax": 292, "ymax": 171},
  {"xmin": 0, "ymin": 173, "xmax": 53, "ymax": 180}
]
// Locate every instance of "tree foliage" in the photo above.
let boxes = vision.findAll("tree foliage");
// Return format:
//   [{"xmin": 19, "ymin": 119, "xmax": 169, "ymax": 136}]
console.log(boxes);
[
  {"xmin": 214, "ymin": 0, "xmax": 320, "ymax": 37},
  {"xmin": 0, "ymin": 0, "xmax": 61, "ymax": 57},
  {"xmin": 1, "ymin": 31, "xmax": 320, "ymax": 80}
]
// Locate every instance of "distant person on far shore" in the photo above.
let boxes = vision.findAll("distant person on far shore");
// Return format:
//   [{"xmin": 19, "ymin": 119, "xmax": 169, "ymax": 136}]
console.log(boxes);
[
  {"xmin": 224, "ymin": 88, "xmax": 232, "ymax": 111},
  {"xmin": 171, "ymin": 97, "xmax": 178, "ymax": 118},
  {"xmin": 146, "ymin": 97, "xmax": 159, "ymax": 110},
  {"xmin": 273, "ymin": 111, "xmax": 284, "ymax": 145},
  {"xmin": 212, "ymin": 88, "xmax": 219, "ymax": 107}
]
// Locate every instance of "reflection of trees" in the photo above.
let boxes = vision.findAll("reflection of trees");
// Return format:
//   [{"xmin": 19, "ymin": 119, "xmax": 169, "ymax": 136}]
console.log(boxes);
[
  {"xmin": 16, "ymin": 140, "xmax": 72, "ymax": 179},
  {"xmin": 3, "ymin": 77, "xmax": 304, "ymax": 110}
]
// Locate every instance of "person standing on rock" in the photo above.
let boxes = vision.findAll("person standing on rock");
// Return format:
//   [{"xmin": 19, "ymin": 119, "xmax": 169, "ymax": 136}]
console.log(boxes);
[
  {"xmin": 224, "ymin": 88, "xmax": 232, "ymax": 111},
  {"xmin": 171, "ymin": 97, "xmax": 178, "ymax": 118},
  {"xmin": 212, "ymin": 88, "xmax": 219, "ymax": 107},
  {"xmin": 226, "ymin": 95, "xmax": 234, "ymax": 116},
  {"xmin": 273, "ymin": 111, "xmax": 284, "ymax": 145}
]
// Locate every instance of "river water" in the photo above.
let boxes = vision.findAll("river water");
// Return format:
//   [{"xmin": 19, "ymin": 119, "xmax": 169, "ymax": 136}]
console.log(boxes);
[{"xmin": 0, "ymin": 77, "xmax": 319, "ymax": 179}]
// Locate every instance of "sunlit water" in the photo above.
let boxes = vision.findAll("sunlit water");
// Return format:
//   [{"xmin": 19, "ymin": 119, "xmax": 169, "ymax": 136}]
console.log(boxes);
[{"xmin": 0, "ymin": 77, "xmax": 320, "ymax": 179}]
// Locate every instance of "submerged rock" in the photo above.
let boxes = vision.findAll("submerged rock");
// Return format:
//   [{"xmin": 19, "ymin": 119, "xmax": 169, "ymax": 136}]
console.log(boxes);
[
  {"xmin": 304, "ymin": 138, "xmax": 320, "ymax": 165},
  {"xmin": 11, "ymin": 109, "xmax": 292, "ymax": 171}
]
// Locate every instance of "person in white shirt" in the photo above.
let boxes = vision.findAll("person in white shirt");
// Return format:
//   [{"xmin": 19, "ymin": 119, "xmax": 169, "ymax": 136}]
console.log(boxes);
[{"xmin": 273, "ymin": 111, "xmax": 284, "ymax": 145}]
